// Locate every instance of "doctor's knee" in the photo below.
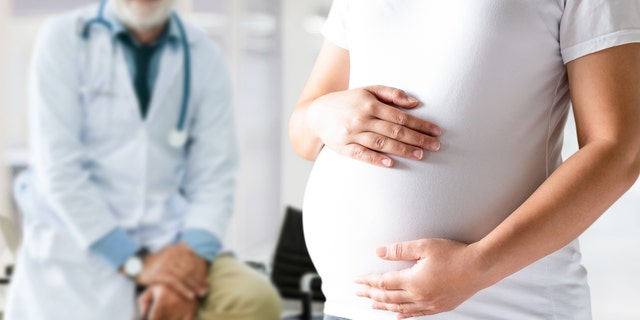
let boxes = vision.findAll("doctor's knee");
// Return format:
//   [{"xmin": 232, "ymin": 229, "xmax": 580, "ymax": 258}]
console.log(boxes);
[{"xmin": 197, "ymin": 255, "xmax": 282, "ymax": 320}]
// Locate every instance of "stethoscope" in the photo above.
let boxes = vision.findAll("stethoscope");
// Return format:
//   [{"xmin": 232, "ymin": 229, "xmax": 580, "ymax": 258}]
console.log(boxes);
[{"xmin": 80, "ymin": 0, "xmax": 190, "ymax": 148}]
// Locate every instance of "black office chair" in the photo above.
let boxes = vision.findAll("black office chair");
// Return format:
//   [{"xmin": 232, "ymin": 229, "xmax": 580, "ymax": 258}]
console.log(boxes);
[
  {"xmin": 0, "ymin": 265, "xmax": 12, "ymax": 285},
  {"xmin": 271, "ymin": 206, "xmax": 324, "ymax": 320},
  {"xmin": 0, "ymin": 214, "xmax": 18, "ymax": 287}
]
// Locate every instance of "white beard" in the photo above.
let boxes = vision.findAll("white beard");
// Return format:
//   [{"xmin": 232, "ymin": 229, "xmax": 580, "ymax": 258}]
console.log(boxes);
[{"xmin": 113, "ymin": 0, "xmax": 176, "ymax": 32}]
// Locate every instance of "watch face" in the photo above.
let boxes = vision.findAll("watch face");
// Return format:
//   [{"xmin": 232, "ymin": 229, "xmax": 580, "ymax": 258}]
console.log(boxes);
[{"xmin": 124, "ymin": 256, "xmax": 143, "ymax": 277}]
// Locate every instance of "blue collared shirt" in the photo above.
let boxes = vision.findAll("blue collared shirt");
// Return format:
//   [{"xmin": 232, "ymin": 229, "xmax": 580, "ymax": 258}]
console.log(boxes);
[
  {"xmin": 111, "ymin": 16, "xmax": 180, "ymax": 104},
  {"xmin": 90, "ymin": 14, "xmax": 221, "ymax": 269}
]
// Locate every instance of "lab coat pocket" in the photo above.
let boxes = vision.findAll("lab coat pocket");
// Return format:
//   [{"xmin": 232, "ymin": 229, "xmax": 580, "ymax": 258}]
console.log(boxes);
[{"xmin": 25, "ymin": 220, "xmax": 87, "ymax": 263}]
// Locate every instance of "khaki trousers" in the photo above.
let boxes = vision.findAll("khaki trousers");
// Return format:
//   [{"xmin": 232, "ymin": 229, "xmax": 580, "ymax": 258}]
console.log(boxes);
[{"xmin": 197, "ymin": 255, "xmax": 282, "ymax": 320}]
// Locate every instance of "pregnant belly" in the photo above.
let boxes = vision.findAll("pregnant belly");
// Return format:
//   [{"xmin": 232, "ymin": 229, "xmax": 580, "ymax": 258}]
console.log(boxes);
[{"xmin": 303, "ymin": 147, "xmax": 544, "ymax": 302}]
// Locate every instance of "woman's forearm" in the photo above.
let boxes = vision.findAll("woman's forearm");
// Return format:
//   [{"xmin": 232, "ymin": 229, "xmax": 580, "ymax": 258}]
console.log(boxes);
[
  {"xmin": 288, "ymin": 40, "xmax": 350, "ymax": 161},
  {"xmin": 475, "ymin": 139, "xmax": 640, "ymax": 287},
  {"xmin": 289, "ymin": 99, "xmax": 325, "ymax": 161},
  {"xmin": 475, "ymin": 43, "xmax": 640, "ymax": 286}
]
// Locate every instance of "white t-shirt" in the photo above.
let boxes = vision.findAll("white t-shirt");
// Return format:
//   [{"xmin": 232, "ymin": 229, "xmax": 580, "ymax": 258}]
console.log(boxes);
[{"xmin": 302, "ymin": 1, "xmax": 640, "ymax": 319}]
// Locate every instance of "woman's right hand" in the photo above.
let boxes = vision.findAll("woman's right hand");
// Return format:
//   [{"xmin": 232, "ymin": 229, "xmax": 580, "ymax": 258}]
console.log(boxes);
[
  {"xmin": 306, "ymin": 85, "xmax": 442, "ymax": 167},
  {"xmin": 289, "ymin": 40, "xmax": 442, "ymax": 167}
]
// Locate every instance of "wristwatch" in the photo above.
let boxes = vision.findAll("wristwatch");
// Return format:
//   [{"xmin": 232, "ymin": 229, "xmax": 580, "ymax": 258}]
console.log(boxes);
[{"xmin": 122, "ymin": 248, "xmax": 149, "ymax": 279}]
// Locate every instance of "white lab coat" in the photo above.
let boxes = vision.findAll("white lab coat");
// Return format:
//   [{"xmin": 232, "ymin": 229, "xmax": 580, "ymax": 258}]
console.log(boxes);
[{"xmin": 5, "ymin": 4, "xmax": 237, "ymax": 320}]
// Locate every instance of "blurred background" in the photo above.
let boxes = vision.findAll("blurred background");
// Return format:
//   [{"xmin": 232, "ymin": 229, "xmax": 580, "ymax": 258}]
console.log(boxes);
[{"xmin": 0, "ymin": 0, "xmax": 638, "ymax": 318}]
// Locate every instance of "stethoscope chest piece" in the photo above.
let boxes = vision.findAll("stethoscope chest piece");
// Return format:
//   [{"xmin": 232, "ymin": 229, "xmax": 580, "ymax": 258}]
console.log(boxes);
[{"xmin": 168, "ymin": 129, "xmax": 188, "ymax": 148}]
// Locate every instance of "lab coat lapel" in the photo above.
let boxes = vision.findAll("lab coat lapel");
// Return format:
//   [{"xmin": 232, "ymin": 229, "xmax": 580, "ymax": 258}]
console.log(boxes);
[{"xmin": 146, "ymin": 45, "xmax": 182, "ymax": 123}]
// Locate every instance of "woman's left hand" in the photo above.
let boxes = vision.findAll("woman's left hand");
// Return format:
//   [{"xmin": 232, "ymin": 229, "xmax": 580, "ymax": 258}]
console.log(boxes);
[{"xmin": 354, "ymin": 239, "xmax": 492, "ymax": 319}]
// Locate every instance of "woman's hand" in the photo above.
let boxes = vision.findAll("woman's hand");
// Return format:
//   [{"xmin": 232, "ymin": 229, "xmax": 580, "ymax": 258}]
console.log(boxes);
[
  {"xmin": 307, "ymin": 85, "xmax": 442, "ymax": 167},
  {"xmin": 354, "ymin": 239, "xmax": 492, "ymax": 319},
  {"xmin": 289, "ymin": 41, "xmax": 442, "ymax": 167}
]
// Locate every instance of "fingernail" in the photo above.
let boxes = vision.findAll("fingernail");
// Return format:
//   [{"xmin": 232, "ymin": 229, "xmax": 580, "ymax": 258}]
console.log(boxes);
[
  {"xmin": 376, "ymin": 246, "xmax": 387, "ymax": 257},
  {"xmin": 432, "ymin": 127, "xmax": 442, "ymax": 136},
  {"xmin": 430, "ymin": 141, "xmax": 441, "ymax": 151},
  {"xmin": 407, "ymin": 96, "xmax": 419, "ymax": 103},
  {"xmin": 412, "ymin": 149, "xmax": 423, "ymax": 160},
  {"xmin": 382, "ymin": 158, "xmax": 392, "ymax": 167}
]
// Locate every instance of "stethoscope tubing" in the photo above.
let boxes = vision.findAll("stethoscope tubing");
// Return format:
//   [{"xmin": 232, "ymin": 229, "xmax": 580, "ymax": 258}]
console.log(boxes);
[
  {"xmin": 173, "ymin": 11, "xmax": 190, "ymax": 133},
  {"xmin": 81, "ymin": 0, "xmax": 112, "ymax": 39},
  {"xmin": 81, "ymin": 0, "xmax": 190, "ymax": 148}
]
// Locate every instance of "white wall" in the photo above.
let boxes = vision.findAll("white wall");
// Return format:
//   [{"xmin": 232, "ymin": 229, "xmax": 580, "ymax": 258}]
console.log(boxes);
[
  {"xmin": 0, "ymin": 0, "xmax": 16, "ymax": 310},
  {"xmin": 0, "ymin": 0, "xmax": 11, "ymax": 252},
  {"xmin": 0, "ymin": 0, "xmax": 11, "ymax": 224}
]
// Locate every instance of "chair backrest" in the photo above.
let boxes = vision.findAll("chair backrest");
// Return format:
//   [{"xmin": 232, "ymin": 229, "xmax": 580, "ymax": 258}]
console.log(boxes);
[{"xmin": 271, "ymin": 206, "xmax": 324, "ymax": 301}]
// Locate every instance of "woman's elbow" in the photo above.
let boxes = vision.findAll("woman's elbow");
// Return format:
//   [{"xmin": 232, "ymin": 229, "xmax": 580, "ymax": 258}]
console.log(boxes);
[
  {"xmin": 288, "ymin": 114, "xmax": 322, "ymax": 162},
  {"xmin": 615, "ymin": 137, "xmax": 640, "ymax": 188},
  {"xmin": 628, "ymin": 144, "xmax": 640, "ymax": 185}
]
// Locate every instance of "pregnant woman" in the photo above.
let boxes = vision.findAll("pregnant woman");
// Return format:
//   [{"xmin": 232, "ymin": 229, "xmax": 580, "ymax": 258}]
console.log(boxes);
[{"xmin": 289, "ymin": 1, "xmax": 640, "ymax": 319}]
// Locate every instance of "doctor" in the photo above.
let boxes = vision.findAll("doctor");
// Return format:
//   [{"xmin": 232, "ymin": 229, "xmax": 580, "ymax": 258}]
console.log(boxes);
[{"xmin": 5, "ymin": 0, "xmax": 281, "ymax": 319}]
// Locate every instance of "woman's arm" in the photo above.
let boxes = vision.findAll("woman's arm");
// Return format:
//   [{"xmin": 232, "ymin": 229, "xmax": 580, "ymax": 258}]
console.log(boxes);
[
  {"xmin": 476, "ymin": 42, "xmax": 640, "ymax": 286},
  {"xmin": 354, "ymin": 43, "xmax": 640, "ymax": 318},
  {"xmin": 289, "ymin": 40, "xmax": 350, "ymax": 160},
  {"xmin": 289, "ymin": 40, "xmax": 442, "ymax": 167}
]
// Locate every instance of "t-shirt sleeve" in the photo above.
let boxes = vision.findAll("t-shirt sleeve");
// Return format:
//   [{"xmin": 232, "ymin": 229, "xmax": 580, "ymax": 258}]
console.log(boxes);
[
  {"xmin": 322, "ymin": 0, "xmax": 349, "ymax": 50},
  {"xmin": 560, "ymin": 0, "xmax": 640, "ymax": 63}
]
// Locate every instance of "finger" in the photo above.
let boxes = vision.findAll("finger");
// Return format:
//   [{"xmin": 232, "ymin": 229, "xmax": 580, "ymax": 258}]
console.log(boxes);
[
  {"xmin": 397, "ymin": 310, "xmax": 438, "ymax": 319},
  {"xmin": 342, "ymin": 143, "xmax": 394, "ymax": 167},
  {"xmin": 183, "ymin": 275, "xmax": 208, "ymax": 298},
  {"xmin": 352, "ymin": 132, "xmax": 424, "ymax": 160},
  {"xmin": 377, "ymin": 239, "xmax": 429, "ymax": 261},
  {"xmin": 147, "ymin": 298, "xmax": 161, "ymax": 320},
  {"xmin": 370, "ymin": 103, "xmax": 442, "ymax": 137},
  {"xmin": 355, "ymin": 287, "xmax": 412, "ymax": 304},
  {"xmin": 138, "ymin": 290, "xmax": 154, "ymax": 319},
  {"xmin": 161, "ymin": 275, "xmax": 197, "ymax": 301},
  {"xmin": 371, "ymin": 301, "xmax": 423, "ymax": 315},
  {"xmin": 354, "ymin": 270, "xmax": 405, "ymax": 290},
  {"xmin": 190, "ymin": 259, "xmax": 211, "ymax": 293},
  {"xmin": 170, "ymin": 267, "xmax": 201, "ymax": 295},
  {"xmin": 364, "ymin": 85, "xmax": 421, "ymax": 108},
  {"xmin": 196, "ymin": 275, "xmax": 210, "ymax": 297},
  {"xmin": 173, "ymin": 262, "xmax": 209, "ymax": 297},
  {"xmin": 365, "ymin": 119, "xmax": 441, "ymax": 152}
]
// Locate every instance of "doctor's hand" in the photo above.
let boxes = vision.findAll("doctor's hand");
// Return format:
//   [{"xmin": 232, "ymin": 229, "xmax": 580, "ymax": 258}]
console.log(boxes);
[
  {"xmin": 137, "ymin": 243, "xmax": 210, "ymax": 301},
  {"xmin": 138, "ymin": 285, "xmax": 199, "ymax": 320},
  {"xmin": 306, "ymin": 85, "xmax": 442, "ymax": 167},
  {"xmin": 354, "ymin": 239, "xmax": 492, "ymax": 319}
]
